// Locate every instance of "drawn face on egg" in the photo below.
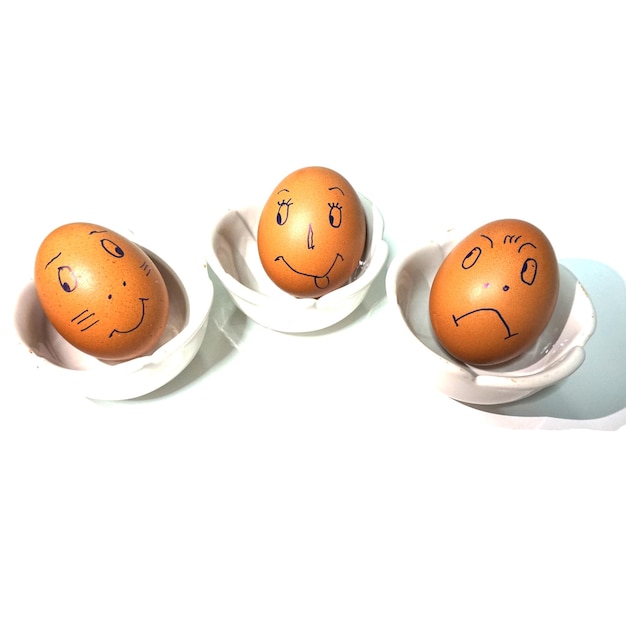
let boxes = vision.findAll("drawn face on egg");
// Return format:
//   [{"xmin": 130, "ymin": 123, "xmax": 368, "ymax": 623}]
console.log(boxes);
[
  {"xmin": 453, "ymin": 232, "xmax": 539, "ymax": 339},
  {"xmin": 429, "ymin": 219, "xmax": 559, "ymax": 366},
  {"xmin": 257, "ymin": 166, "xmax": 367, "ymax": 298},
  {"xmin": 35, "ymin": 223, "xmax": 169, "ymax": 360}
]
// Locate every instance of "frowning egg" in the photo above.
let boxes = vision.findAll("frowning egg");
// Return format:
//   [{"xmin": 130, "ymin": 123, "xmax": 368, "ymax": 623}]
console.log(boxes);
[
  {"xmin": 34, "ymin": 222, "xmax": 170, "ymax": 361},
  {"xmin": 257, "ymin": 166, "xmax": 367, "ymax": 298},
  {"xmin": 429, "ymin": 219, "xmax": 559, "ymax": 366}
]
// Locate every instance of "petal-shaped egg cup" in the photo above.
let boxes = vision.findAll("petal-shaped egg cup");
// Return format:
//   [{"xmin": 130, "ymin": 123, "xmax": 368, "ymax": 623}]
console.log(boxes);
[
  {"xmin": 207, "ymin": 194, "xmax": 389, "ymax": 333},
  {"xmin": 385, "ymin": 228, "xmax": 597, "ymax": 405},
  {"xmin": 15, "ymin": 230, "xmax": 213, "ymax": 401}
]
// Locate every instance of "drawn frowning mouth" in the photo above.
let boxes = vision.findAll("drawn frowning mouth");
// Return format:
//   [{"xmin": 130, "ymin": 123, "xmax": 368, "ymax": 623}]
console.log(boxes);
[
  {"xmin": 452, "ymin": 308, "xmax": 518, "ymax": 340},
  {"xmin": 274, "ymin": 253, "xmax": 344, "ymax": 290}
]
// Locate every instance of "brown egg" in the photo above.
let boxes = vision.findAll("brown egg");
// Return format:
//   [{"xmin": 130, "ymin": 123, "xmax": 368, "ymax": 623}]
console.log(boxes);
[
  {"xmin": 429, "ymin": 219, "xmax": 559, "ymax": 366},
  {"xmin": 34, "ymin": 223, "xmax": 170, "ymax": 361},
  {"xmin": 257, "ymin": 166, "xmax": 367, "ymax": 298}
]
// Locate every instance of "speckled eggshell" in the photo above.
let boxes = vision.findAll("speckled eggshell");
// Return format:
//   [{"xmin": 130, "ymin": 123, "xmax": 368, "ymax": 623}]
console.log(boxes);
[
  {"xmin": 257, "ymin": 166, "xmax": 367, "ymax": 298},
  {"xmin": 429, "ymin": 218, "xmax": 559, "ymax": 366},
  {"xmin": 34, "ymin": 222, "xmax": 170, "ymax": 361}
]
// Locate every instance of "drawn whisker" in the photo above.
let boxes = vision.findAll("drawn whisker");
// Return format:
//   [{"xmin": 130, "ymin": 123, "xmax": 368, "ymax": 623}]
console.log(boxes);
[{"xmin": 71, "ymin": 309, "xmax": 99, "ymax": 331}]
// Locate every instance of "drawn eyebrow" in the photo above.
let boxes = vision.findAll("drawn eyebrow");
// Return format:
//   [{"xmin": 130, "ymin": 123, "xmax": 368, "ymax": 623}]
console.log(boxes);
[
  {"xmin": 88, "ymin": 229, "xmax": 108, "ymax": 236},
  {"xmin": 277, "ymin": 188, "xmax": 290, "ymax": 195},
  {"xmin": 328, "ymin": 186, "xmax": 345, "ymax": 195},
  {"xmin": 480, "ymin": 234, "xmax": 494, "ymax": 248},
  {"xmin": 518, "ymin": 241, "xmax": 537, "ymax": 253},
  {"xmin": 45, "ymin": 252, "xmax": 62, "ymax": 270}
]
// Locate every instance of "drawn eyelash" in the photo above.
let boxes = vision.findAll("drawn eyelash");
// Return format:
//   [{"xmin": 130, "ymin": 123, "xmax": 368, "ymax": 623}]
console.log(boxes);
[
  {"xmin": 276, "ymin": 198, "xmax": 292, "ymax": 226},
  {"xmin": 328, "ymin": 202, "xmax": 343, "ymax": 228}
]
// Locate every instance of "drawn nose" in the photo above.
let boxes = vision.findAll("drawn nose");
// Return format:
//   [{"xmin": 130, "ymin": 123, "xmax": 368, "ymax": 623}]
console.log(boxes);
[{"xmin": 307, "ymin": 223, "xmax": 314, "ymax": 249}]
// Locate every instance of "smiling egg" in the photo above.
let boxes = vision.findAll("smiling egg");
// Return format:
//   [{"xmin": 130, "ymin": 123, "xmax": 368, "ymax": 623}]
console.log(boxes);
[
  {"xmin": 428, "ymin": 219, "xmax": 559, "ymax": 366},
  {"xmin": 257, "ymin": 166, "xmax": 367, "ymax": 298},
  {"xmin": 34, "ymin": 222, "xmax": 170, "ymax": 361}
]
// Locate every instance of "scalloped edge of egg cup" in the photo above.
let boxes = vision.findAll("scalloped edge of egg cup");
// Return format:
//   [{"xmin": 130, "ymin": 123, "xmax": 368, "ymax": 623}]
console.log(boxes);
[
  {"xmin": 385, "ymin": 228, "xmax": 597, "ymax": 406},
  {"xmin": 207, "ymin": 193, "xmax": 389, "ymax": 333},
  {"xmin": 14, "ymin": 230, "xmax": 214, "ymax": 401}
]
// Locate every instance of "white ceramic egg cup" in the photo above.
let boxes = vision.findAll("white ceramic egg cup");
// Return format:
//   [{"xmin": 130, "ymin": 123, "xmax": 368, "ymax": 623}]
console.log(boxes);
[
  {"xmin": 15, "ymin": 230, "xmax": 213, "ymax": 401},
  {"xmin": 386, "ymin": 228, "xmax": 597, "ymax": 405},
  {"xmin": 207, "ymin": 193, "xmax": 389, "ymax": 333}
]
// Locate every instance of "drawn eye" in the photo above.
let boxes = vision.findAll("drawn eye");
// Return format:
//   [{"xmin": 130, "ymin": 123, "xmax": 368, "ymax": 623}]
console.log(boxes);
[
  {"xmin": 57, "ymin": 265, "xmax": 77, "ymax": 292},
  {"xmin": 101, "ymin": 238, "xmax": 124, "ymax": 258},
  {"xmin": 521, "ymin": 258, "xmax": 537, "ymax": 285},
  {"xmin": 329, "ymin": 202, "xmax": 342, "ymax": 228},
  {"xmin": 276, "ymin": 199, "xmax": 291, "ymax": 226},
  {"xmin": 462, "ymin": 247, "xmax": 482, "ymax": 269}
]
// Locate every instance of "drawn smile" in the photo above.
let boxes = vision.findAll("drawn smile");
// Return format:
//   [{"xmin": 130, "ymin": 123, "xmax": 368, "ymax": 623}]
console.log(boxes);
[
  {"xmin": 109, "ymin": 297, "xmax": 148, "ymax": 338},
  {"xmin": 452, "ymin": 308, "xmax": 518, "ymax": 340},
  {"xmin": 274, "ymin": 253, "xmax": 344, "ymax": 290}
]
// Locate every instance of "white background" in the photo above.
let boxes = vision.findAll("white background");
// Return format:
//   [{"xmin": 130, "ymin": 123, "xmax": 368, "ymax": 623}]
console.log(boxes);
[{"xmin": 2, "ymin": 1, "xmax": 626, "ymax": 624}]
